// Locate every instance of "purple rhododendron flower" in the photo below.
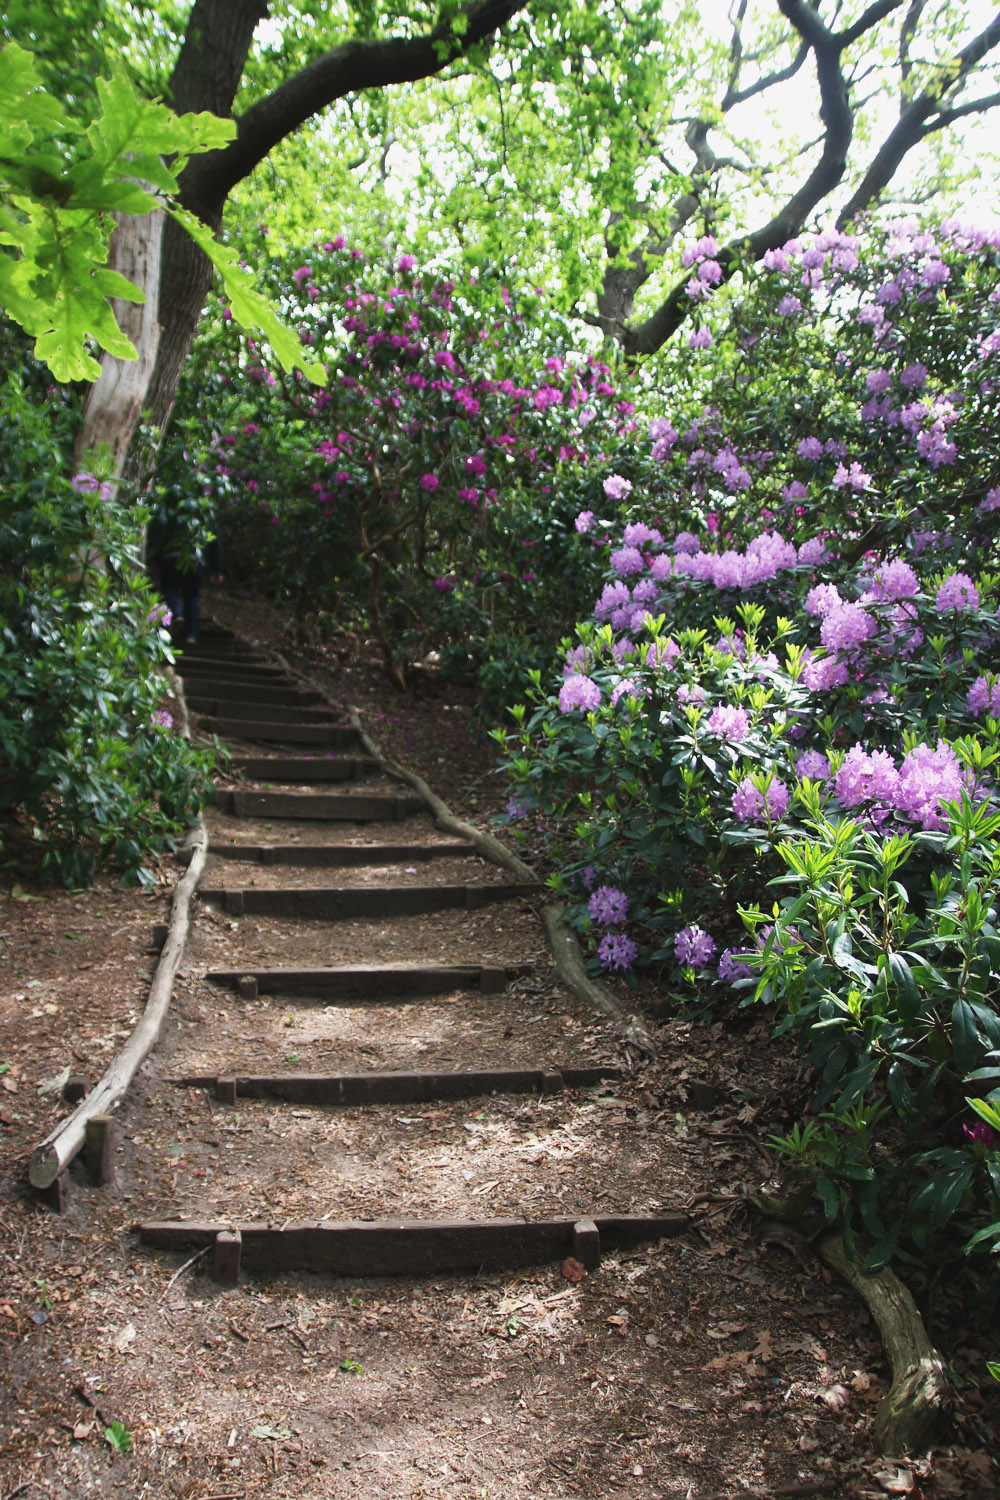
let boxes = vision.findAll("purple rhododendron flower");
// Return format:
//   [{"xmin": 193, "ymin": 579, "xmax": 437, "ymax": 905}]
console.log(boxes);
[
  {"xmin": 707, "ymin": 705, "xmax": 751, "ymax": 741},
  {"xmin": 732, "ymin": 776, "xmax": 790, "ymax": 823},
  {"xmin": 589, "ymin": 885, "xmax": 629, "ymax": 925},
  {"xmin": 834, "ymin": 746, "xmax": 899, "ymax": 809},
  {"xmin": 895, "ymin": 741, "xmax": 964, "ymax": 830},
  {"xmin": 969, "ymin": 675, "xmax": 1000, "ymax": 717},
  {"xmin": 674, "ymin": 924, "xmax": 717, "ymax": 967},
  {"xmin": 673, "ymin": 530, "xmax": 700, "ymax": 555},
  {"xmin": 420, "ymin": 472, "xmax": 440, "ymax": 492},
  {"xmin": 820, "ymin": 602, "xmax": 877, "ymax": 652},
  {"xmin": 796, "ymin": 750, "xmax": 831, "ymax": 781},
  {"xmin": 575, "ymin": 510, "xmax": 595, "ymax": 533},
  {"xmin": 603, "ymin": 474, "xmax": 633, "ymax": 501},
  {"xmin": 935, "ymin": 572, "xmax": 980, "ymax": 611},
  {"xmin": 598, "ymin": 931, "xmax": 639, "ymax": 971},
  {"xmin": 610, "ymin": 545, "xmax": 645, "ymax": 577},
  {"xmin": 559, "ymin": 673, "xmax": 602, "ymax": 713},
  {"xmin": 806, "ymin": 583, "xmax": 842, "ymax": 617},
  {"xmin": 718, "ymin": 948, "xmax": 754, "ymax": 983}
]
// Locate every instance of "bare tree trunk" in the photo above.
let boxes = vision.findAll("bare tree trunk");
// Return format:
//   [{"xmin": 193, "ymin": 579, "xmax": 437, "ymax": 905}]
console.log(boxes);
[{"xmin": 75, "ymin": 206, "xmax": 164, "ymax": 487}]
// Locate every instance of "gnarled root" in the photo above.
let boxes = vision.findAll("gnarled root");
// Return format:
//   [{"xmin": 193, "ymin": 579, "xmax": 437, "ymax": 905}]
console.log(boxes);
[{"xmin": 819, "ymin": 1232, "xmax": 949, "ymax": 1455}]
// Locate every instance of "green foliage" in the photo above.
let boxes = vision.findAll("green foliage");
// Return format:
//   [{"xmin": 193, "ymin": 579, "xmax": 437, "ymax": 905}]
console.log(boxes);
[
  {"xmin": 496, "ymin": 220, "xmax": 1000, "ymax": 1272},
  {"xmin": 159, "ymin": 236, "xmax": 626, "ymax": 699},
  {"xmin": 0, "ymin": 42, "xmax": 323, "ymax": 384},
  {"xmin": 0, "ymin": 348, "xmax": 217, "ymax": 885}
]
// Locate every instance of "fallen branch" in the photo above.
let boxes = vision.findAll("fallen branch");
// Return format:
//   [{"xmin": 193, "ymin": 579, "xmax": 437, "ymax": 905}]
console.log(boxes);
[
  {"xmin": 29, "ymin": 674, "xmax": 209, "ymax": 1190},
  {"xmin": 819, "ymin": 1233, "xmax": 949, "ymax": 1455},
  {"xmin": 158, "ymin": 1244, "xmax": 210, "ymax": 1300}
]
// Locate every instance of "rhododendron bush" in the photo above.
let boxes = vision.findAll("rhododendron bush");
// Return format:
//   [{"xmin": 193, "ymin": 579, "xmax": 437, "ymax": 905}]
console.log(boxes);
[
  {"xmin": 497, "ymin": 219, "xmax": 1000, "ymax": 1269},
  {"xmin": 160, "ymin": 232, "xmax": 634, "ymax": 688}
]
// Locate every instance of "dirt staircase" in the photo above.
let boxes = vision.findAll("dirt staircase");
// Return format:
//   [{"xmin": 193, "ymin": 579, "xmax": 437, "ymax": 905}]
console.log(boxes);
[{"xmin": 138, "ymin": 622, "xmax": 687, "ymax": 1283}]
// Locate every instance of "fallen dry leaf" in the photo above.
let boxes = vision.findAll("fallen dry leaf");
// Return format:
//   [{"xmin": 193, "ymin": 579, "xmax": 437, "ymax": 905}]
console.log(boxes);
[{"xmin": 560, "ymin": 1258, "xmax": 587, "ymax": 1283}]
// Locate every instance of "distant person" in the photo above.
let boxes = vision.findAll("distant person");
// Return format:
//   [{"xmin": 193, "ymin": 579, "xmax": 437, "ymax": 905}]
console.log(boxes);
[{"xmin": 148, "ymin": 495, "xmax": 223, "ymax": 646}]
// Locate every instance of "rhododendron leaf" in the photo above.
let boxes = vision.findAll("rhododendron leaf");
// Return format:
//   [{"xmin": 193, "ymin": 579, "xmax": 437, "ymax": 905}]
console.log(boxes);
[
  {"xmin": 887, "ymin": 953, "xmax": 921, "ymax": 1022},
  {"xmin": 951, "ymin": 999, "xmax": 981, "ymax": 1075},
  {"xmin": 887, "ymin": 1062, "xmax": 919, "ymax": 1122}
]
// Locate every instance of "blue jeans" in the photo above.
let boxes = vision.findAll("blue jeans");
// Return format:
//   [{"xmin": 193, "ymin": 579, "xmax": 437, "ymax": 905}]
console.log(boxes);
[{"xmin": 159, "ymin": 555, "xmax": 206, "ymax": 642}]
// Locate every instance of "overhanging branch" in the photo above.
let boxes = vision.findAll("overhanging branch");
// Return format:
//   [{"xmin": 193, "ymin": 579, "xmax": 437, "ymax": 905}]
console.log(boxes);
[{"xmin": 182, "ymin": 0, "xmax": 529, "ymax": 209}]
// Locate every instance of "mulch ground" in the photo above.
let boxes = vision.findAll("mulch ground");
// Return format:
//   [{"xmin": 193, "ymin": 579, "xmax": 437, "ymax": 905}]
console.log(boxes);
[{"xmin": 0, "ymin": 586, "xmax": 997, "ymax": 1500}]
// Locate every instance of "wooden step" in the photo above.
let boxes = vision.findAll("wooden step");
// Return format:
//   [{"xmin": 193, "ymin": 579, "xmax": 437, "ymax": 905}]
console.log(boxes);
[
  {"xmin": 177, "ymin": 1065, "xmax": 621, "ymax": 1106},
  {"xmin": 229, "ymin": 756, "xmax": 378, "ymax": 782},
  {"xmin": 212, "ymin": 790, "xmax": 422, "ymax": 819},
  {"xmin": 190, "ymin": 682, "xmax": 325, "ymax": 707},
  {"xmin": 207, "ymin": 840, "xmax": 475, "ymax": 866},
  {"xmin": 179, "ymin": 658, "xmax": 288, "ymax": 680},
  {"xmin": 190, "ymin": 697, "xmax": 337, "ymax": 723},
  {"xmin": 204, "ymin": 962, "xmax": 525, "ymax": 997},
  {"xmin": 199, "ymin": 719, "xmax": 362, "ymax": 747},
  {"xmin": 197, "ymin": 882, "xmax": 540, "ymax": 919},
  {"xmin": 138, "ymin": 1213, "xmax": 690, "ymax": 1280}
]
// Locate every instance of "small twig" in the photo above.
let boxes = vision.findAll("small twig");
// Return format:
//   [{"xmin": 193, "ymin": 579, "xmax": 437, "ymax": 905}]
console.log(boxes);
[
  {"xmin": 286, "ymin": 1326, "xmax": 309, "ymax": 1350},
  {"xmin": 3, "ymin": 1482, "xmax": 49, "ymax": 1500},
  {"xmin": 228, "ymin": 1319, "xmax": 250, "ymax": 1343},
  {"xmin": 158, "ymin": 1244, "xmax": 209, "ymax": 1300}
]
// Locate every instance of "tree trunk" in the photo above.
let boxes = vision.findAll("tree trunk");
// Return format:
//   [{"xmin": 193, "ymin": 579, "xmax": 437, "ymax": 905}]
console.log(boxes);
[
  {"xmin": 133, "ymin": 205, "xmax": 222, "ymax": 451},
  {"xmin": 75, "ymin": 206, "xmax": 164, "ymax": 487}
]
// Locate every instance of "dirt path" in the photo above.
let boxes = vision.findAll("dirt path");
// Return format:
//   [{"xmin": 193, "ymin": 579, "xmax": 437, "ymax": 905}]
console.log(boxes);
[{"xmin": 0, "ymin": 594, "xmax": 996, "ymax": 1500}]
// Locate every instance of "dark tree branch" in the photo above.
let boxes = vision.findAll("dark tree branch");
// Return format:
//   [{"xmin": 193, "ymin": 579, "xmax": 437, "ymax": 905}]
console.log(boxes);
[
  {"xmin": 836, "ymin": 8, "xmax": 1000, "ymax": 226},
  {"xmin": 931, "ymin": 86, "xmax": 1000, "ymax": 126},
  {"xmin": 722, "ymin": 41, "xmax": 810, "ymax": 110},
  {"xmin": 836, "ymin": 0, "xmax": 907, "ymax": 51},
  {"xmin": 897, "ymin": 0, "xmax": 926, "ymax": 95},
  {"xmin": 622, "ymin": 0, "xmax": 855, "ymax": 358},
  {"xmin": 180, "ymin": 0, "xmax": 530, "ymax": 214}
]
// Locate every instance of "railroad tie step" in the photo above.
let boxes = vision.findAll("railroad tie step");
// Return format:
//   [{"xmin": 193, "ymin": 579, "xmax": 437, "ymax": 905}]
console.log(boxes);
[
  {"xmin": 138, "ymin": 1213, "xmax": 691, "ymax": 1281},
  {"xmin": 229, "ymin": 755, "xmax": 380, "ymax": 782},
  {"xmin": 212, "ymin": 790, "xmax": 424, "ymax": 820},
  {"xmin": 188, "ymin": 697, "xmax": 338, "ymax": 724},
  {"xmin": 175, "ymin": 1064, "xmax": 621, "ymax": 1106},
  {"xmin": 198, "ymin": 882, "xmax": 539, "ymax": 919},
  {"xmin": 198, "ymin": 719, "xmax": 363, "ymax": 747},
  {"xmin": 204, "ymin": 962, "xmax": 530, "ymax": 999},
  {"xmin": 178, "ymin": 658, "xmax": 289, "ymax": 679},
  {"xmin": 183, "ymin": 681, "xmax": 325, "ymax": 706},
  {"xmin": 207, "ymin": 839, "xmax": 476, "ymax": 867}
]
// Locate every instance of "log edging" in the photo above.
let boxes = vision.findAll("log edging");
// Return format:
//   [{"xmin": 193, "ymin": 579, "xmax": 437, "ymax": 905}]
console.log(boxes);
[{"xmin": 28, "ymin": 668, "xmax": 209, "ymax": 1190}]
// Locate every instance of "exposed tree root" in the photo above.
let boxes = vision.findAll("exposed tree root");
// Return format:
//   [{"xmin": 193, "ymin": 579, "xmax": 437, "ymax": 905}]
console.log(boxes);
[{"xmin": 819, "ymin": 1233, "xmax": 949, "ymax": 1456}]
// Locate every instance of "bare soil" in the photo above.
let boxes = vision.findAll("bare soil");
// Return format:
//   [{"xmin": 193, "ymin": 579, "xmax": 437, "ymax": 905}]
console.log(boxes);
[{"xmin": 1, "ymin": 587, "xmax": 997, "ymax": 1500}]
